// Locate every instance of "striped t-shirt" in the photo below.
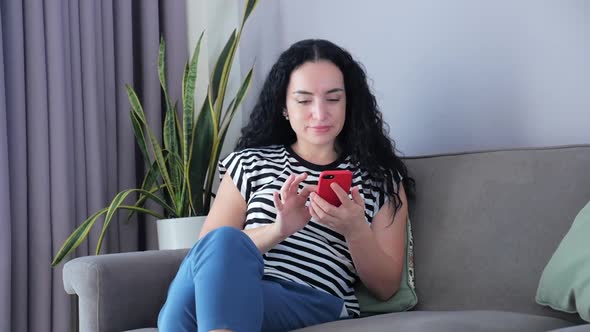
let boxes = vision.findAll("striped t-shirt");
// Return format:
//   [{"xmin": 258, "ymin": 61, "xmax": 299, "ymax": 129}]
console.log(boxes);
[{"xmin": 218, "ymin": 145, "xmax": 402, "ymax": 317}]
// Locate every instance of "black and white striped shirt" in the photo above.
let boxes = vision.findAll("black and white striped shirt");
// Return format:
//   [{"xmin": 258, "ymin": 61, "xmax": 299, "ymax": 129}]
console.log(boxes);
[{"xmin": 218, "ymin": 145, "xmax": 402, "ymax": 317}]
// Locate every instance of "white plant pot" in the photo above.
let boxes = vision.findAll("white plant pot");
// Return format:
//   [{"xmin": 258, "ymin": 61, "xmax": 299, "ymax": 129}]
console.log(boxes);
[{"xmin": 156, "ymin": 216, "xmax": 207, "ymax": 250}]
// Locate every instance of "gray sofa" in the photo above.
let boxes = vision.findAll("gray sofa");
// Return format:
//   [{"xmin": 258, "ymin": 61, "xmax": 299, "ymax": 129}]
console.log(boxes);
[{"xmin": 63, "ymin": 145, "xmax": 590, "ymax": 332}]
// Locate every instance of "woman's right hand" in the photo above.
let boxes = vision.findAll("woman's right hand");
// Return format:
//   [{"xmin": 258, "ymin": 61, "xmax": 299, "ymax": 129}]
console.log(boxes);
[{"xmin": 272, "ymin": 173, "xmax": 316, "ymax": 238}]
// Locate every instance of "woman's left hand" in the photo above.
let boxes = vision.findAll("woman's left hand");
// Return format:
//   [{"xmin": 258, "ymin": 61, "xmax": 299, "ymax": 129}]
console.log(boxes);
[{"xmin": 309, "ymin": 183, "xmax": 366, "ymax": 238}]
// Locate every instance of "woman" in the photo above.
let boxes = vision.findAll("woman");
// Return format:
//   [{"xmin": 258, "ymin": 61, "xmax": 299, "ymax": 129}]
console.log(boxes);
[{"xmin": 158, "ymin": 39, "xmax": 414, "ymax": 332}]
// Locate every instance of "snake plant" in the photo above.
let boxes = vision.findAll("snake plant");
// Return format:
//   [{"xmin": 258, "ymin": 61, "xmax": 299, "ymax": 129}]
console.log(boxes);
[{"xmin": 51, "ymin": 0, "xmax": 258, "ymax": 266}]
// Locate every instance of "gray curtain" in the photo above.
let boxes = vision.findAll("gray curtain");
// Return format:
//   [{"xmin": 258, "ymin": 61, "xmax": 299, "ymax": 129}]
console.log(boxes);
[{"xmin": 0, "ymin": 1, "xmax": 188, "ymax": 331}]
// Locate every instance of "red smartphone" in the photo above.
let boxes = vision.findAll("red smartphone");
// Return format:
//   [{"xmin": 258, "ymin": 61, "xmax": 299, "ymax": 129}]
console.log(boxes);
[{"xmin": 316, "ymin": 170, "xmax": 353, "ymax": 207}]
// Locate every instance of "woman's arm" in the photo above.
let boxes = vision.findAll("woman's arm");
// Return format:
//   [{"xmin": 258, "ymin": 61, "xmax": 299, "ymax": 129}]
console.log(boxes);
[
  {"xmin": 309, "ymin": 183, "xmax": 408, "ymax": 301},
  {"xmin": 346, "ymin": 185, "xmax": 407, "ymax": 301},
  {"xmin": 199, "ymin": 173, "xmax": 312, "ymax": 254},
  {"xmin": 198, "ymin": 173, "xmax": 247, "ymax": 238}
]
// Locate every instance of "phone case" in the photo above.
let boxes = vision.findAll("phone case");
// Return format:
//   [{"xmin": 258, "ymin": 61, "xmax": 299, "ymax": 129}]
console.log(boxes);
[{"xmin": 316, "ymin": 170, "xmax": 353, "ymax": 207}]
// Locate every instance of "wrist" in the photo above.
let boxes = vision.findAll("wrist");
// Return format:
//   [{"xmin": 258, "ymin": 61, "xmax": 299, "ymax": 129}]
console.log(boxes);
[
  {"xmin": 344, "ymin": 219, "xmax": 371, "ymax": 243},
  {"xmin": 269, "ymin": 223, "xmax": 289, "ymax": 242}
]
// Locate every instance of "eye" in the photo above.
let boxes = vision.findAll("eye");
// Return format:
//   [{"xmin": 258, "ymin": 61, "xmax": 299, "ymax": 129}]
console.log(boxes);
[
  {"xmin": 326, "ymin": 98, "xmax": 340, "ymax": 103},
  {"xmin": 297, "ymin": 100, "xmax": 311, "ymax": 105}
]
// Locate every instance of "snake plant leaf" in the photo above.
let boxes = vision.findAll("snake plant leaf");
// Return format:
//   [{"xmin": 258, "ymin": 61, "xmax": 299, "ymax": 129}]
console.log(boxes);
[
  {"xmin": 158, "ymin": 37, "xmax": 174, "ymax": 120},
  {"xmin": 94, "ymin": 204, "xmax": 165, "ymax": 255},
  {"xmin": 161, "ymin": 37, "xmax": 178, "ymax": 159},
  {"xmin": 170, "ymin": 104, "xmax": 193, "ymax": 216},
  {"xmin": 173, "ymin": 100, "xmax": 183, "ymax": 148},
  {"xmin": 129, "ymin": 109, "xmax": 150, "ymax": 166},
  {"xmin": 242, "ymin": 0, "xmax": 259, "ymax": 30},
  {"xmin": 220, "ymin": 97, "xmax": 236, "ymax": 129},
  {"xmin": 180, "ymin": 62, "xmax": 189, "ymax": 156},
  {"xmin": 203, "ymin": 67, "xmax": 254, "ymax": 210},
  {"xmin": 96, "ymin": 188, "xmax": 174, "ymax": 254},
  {"xmin": 219, "ymin": 67, "xmax": 253, "ymax": 149},
  {"xmin": 141, "ymin": 160, "xmax": 161, "ymax": 191},
  {"xmin": 160, "ymin": 37, "xmax": 180, "ymax": 194},
  {"xmin": 51, "ymin": 207, "xmax": 108, "ymax": 267},
  {"xmin": 182, "ymin": 31, "xmax": 205, "ymax": 164},
  {"xmin": 165, "ymin": 150, "xmax": 189, "ymax": 216},
  {"xmin": 125, "ymin": 84, "xmax": 147, "ymax": 123},
  {"xmin": 212, "ymin": 0, "xmax": 257, "ymax": 125},
  {"xmin": 210, "ymin": 29, "xmax": 236, "ymax": 124},
  {"xmin": 127, "ymin": 87, "xmax": 177, "ymax": 205},
  {"xmin": 223, "ymin": 67, "xmax": 254, "ymax": 137},
  {"xmin": 164, "ymin": 104, "xmax": 180, "ymax": 192},
  {"xmin": 140, "ymin": 115, "xmax": 177, "ymax": 211},
  {"xmin": 190, "ymin": 92, "xmax": 215, "ymax": 215},
  {"xmin": 157, "ymin": 36, "xmax": 166, "ymax": 89},
  {"xmin": 124, "ymin": 160, "xmax": 161, "ymax": 223}
]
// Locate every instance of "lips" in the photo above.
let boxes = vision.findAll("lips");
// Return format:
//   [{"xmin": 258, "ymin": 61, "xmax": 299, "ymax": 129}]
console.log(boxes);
[{"xmin": 308, "ymin": 125, "xmax": 331, "ymax": 133}]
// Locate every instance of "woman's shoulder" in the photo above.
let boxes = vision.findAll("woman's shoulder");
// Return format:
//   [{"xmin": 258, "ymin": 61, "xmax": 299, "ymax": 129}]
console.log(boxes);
[
  {"xmin": 354, "ymin": 164, "xmax": 403, "ymax": 188},
  {"xmin": 222, "ymin": 145, "xmax": 286, "ymax": 164},
  {"xmin": 235, "ymin": 144, "xmax": 285, "ymax": 154},
  {"xmin": 232, "ymin": 145, "xmax": 285, "ymax": 159}
]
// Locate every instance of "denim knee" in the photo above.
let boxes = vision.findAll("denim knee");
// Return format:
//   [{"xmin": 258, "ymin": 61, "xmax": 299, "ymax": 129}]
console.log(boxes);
[
  {"xmin": 206, "ymin": 225, "xmax": 243, "ymax": 240},
  {"xmin": 189, "ymin": 226, "xmax": 261, "ymax": 262},
  {"xmin": 198, "ymin": 226, "xmax": 243, "ymax": 251}
]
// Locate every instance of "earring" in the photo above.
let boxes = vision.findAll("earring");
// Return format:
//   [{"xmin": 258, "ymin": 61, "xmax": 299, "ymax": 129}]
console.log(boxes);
[{"xmin": 283, "ymin": 109, "xmax": 289, "ymax": 120}]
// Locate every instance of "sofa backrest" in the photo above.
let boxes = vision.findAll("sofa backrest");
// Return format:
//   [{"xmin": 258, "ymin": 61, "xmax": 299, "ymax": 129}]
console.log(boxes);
[{"xmin": 404, "ymin": 145, "xmax": 590, "ymax": 322}]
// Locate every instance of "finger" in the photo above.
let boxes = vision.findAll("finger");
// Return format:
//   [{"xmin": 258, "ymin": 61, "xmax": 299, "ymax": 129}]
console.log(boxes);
[
  {"xmin": 303, "ymin": 206, "xmax": 312, "ymax": 221},
  {"xmin": 330, "ymin": 183, "xmax": 352, "ymax": 206},
  {"xmin": 273, "ymin": 191, "xmax": 284, "ymax": 211},
  {"xmin": 299, "ymin": 185, "xmax": 315, "ymax": 199},
  {"xmin": 282, "ymin": 174, "xmax": 294, "ymax": 191},
  {"xmin": 310, "ymin": 199, "xmax": 336, "ymax": 224},
  {"xmin": 289, "ymin": 173, "xmax": 308, "ymax": 193},
  {"xmin": 351, "ymin": 186, "xmax": 365, "ymax": 206},
  {"xmin": 310, "ymin": 192, "xmax": 336, "ymax": 218},
  {"xmin": 304, "ymin": 184, "xmax": 318, "ymax": 193},
  {"xmin": 281, "ymin": 174, "xmax": 294, "ymax": 200},
  {"xmin": 309, "ymin": 203, "xmax": 320, "ymax": 221}
]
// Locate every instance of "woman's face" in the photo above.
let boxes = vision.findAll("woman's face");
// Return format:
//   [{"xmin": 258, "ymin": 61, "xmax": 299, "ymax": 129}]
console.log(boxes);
[{"xmin": 285, "ymin": 60, "xmax": 346, "ymax": 150}]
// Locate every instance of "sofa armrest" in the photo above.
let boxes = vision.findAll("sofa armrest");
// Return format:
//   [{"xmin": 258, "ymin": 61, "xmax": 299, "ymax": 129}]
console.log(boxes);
[{"xmin": 63, "ymin": 249, "xmax": 188, "ymax": 332}]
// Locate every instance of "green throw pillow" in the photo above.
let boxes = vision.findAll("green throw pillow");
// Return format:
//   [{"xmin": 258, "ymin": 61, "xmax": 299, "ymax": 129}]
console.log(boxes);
[
  {"xmin": 355, "ymin": 216, "xmax": 418, "ymax": 316},
  {"xmin": 536, "ymin": 200, "xmax": 590, "ymax": 322}
]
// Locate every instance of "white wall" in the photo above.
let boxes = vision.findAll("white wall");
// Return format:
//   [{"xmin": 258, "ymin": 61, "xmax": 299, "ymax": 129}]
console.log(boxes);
[
  {"xmin": 186, "ymin": 0, "xmax": 244, "ymax": 158},
  {"xmin": 238, "ymin": 0, "xmax": 590, "ymax": 156}
]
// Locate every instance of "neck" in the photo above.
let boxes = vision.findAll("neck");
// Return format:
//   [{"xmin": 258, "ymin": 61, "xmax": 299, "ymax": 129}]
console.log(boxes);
[{"xmin": 291, "ymin": 141, "xmax": 340, "ymax": 165}]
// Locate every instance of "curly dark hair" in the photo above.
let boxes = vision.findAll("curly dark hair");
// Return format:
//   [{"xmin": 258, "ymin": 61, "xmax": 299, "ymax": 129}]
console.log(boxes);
[{"xmin": 236, "ymin": 39, "xmax": 414, "ymax": 218}]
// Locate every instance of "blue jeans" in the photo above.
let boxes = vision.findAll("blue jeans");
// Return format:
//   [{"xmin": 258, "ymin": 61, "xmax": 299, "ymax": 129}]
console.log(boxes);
[{"xmin": 157, "ymin": 226, "xmax": 345, "ymax": 332}]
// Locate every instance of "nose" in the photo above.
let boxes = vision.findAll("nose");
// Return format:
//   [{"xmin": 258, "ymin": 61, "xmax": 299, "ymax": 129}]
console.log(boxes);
[{"xmin": 311, "ymin": 100, "xmax": 328, "ymax": 121}]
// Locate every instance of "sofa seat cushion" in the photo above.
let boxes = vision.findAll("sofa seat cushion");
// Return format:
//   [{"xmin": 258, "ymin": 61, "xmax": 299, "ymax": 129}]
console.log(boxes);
[
  {"xmin": 549, "ymin": 324, "xmax": 590, "ymax": 331},
  {"xmin": 125, "ymin": 311, "xmax": 578, "ymax": 332},
  {"xmin": 293, "ymin": 310, "xmax": 576, "ymax": 332}
]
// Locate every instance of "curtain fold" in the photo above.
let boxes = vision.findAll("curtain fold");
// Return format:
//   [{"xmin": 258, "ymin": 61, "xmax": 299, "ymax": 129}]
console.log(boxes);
[
  {"xmin": 0, "ymin": 1, "xmax": 188, "ymax": 331},
  {"xmin": 0, "ymin": 6, "xmax": 13, "ymax": 332}
]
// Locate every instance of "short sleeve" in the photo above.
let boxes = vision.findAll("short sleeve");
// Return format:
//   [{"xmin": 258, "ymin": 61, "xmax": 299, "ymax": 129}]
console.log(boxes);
[
  {"xmin": 218, "ymin": 151, "xmax": 251, "ymax": 202},
  {"xmin": 376, "ymin": 170, "xmax": 404, "ymax": 212}
]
